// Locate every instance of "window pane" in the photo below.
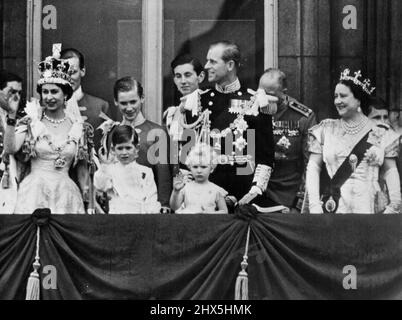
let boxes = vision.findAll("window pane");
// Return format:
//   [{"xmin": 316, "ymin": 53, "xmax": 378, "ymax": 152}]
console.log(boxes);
[
  {"xmin": 163, "ymin": 0, "xmax": 265, "ymax": 108},
  {"xmin": 41, "ymin": 0, "xmax": 142, "ymax": 120}
]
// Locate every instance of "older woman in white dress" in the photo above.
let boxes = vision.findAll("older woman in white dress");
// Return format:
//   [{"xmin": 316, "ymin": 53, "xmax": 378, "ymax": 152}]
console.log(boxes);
[{"xmin": 304, "ymin": 69, "xmax": 401, "ymax": 214}]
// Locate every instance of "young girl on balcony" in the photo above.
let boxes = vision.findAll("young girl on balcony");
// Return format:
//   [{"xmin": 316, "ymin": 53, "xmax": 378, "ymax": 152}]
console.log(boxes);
[
  {"xmin": 170, "ymin": 143, "xmax": 228, "ymax": 213},
  {"xmin": 94, "ymin": 125, "xmax": 161, "ymax": 213}
]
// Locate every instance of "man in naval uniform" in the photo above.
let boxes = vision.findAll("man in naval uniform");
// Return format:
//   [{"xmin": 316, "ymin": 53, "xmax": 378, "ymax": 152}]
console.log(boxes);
[
  {"xmin": 259, "ymin": 68, "xmax": 317, "ymax": 212},
  {"xmin": 185, "ymin": 41, "xmax": 275, "ymax": 209}
]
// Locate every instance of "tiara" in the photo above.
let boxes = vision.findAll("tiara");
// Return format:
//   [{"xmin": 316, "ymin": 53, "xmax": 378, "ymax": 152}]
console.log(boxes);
[
  {"xmin": 37, "ymin": 43, "xmax": 73, "ymax": 87},
  {"xmin": 340, "ymin": 69, "xmax": 376, "ymax": 95}
]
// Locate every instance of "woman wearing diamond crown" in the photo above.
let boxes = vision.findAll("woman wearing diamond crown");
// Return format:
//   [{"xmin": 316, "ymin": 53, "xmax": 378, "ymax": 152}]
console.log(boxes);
[
  {"xmin": 304, "ymin": 69, "xmax": 401, "ymax": 214},
  {"xmin": 0, "ymin": 45, "xmax": 88, "ymax": 214}
]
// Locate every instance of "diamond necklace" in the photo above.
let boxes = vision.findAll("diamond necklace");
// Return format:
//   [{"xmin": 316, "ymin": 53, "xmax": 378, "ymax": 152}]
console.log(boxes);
[{"xmin": 43, "ymin": 112, "xmax": 67, "ymax": 127}]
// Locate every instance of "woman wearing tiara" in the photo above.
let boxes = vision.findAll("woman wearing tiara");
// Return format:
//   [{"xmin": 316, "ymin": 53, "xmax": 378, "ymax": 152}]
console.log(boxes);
[
  {"xmin": 0, "ymin": 47, "xmax": 88, "ymax": 214},
  {"xmin": 304, "ymin": 69, "xmax": 401, "ymax": 214}
]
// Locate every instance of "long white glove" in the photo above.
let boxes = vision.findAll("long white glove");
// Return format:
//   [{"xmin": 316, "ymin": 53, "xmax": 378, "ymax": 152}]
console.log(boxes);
[
  {"xmin": 247, "ymin": 88, "xmax": 279, "ymax": 116},
  {"xmin": 383, "ymin": 167, "xmax": 401, "ymax": 214},
  {"xmin": 306, "ymin": 159, "xmax": 324, "ymax": 214}
]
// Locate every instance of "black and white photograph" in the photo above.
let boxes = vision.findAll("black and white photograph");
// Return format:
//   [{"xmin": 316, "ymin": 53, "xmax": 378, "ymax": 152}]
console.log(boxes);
[{"xmin": 0, "ymin": 0, "xmax": 401, "ymax": 304}]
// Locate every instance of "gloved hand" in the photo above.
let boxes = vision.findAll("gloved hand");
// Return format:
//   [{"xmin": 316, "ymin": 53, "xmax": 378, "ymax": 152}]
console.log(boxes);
[
  {"xmin": 238, "ymin": 186, "xmax": 262, "ymax": 205},
  {"xmin": 306, "ymin": 159, "xmax": 324, "ymax": 214},
  {"xmin": 248, "ymin": 88, "xmax": 279, "ymax": 116},
  {"xmin": 384, "ymin": 167, "xmax": 401, "ymax": 214}
]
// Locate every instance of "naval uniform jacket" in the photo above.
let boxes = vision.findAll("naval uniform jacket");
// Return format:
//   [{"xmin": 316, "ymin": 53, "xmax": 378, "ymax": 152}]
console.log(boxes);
[{"xmin": 187, "ymin": 85, "xmax": 275, "ymax": 204}]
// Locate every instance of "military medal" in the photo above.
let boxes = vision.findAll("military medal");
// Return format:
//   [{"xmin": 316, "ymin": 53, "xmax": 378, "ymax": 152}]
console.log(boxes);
[{"xmin": 325, "ymin": 196, "xmax": 337, "ymax": 213}]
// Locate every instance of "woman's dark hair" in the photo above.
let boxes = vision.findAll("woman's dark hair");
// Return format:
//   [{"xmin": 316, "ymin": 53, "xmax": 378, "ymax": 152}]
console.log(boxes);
[
  {"xmin": 338, "ymin": 79, "xmax": 370, "ymax": 115},
  {"xmin": 37, "ymin": 82, "xmax": 73, "ymax": 101},
  {"xmin": 111, "ymin": 125, "xmax": 139, "ymax": 147}
]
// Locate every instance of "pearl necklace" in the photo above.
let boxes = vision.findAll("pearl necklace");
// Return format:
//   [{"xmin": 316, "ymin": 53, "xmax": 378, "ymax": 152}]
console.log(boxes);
[
  {"xmin": 341, "ymin": 116, "xmax": 369, "ymax": 135},
  {"xmin": 43, "ymin": 113, "xmax": 67, "ymax": 127}
]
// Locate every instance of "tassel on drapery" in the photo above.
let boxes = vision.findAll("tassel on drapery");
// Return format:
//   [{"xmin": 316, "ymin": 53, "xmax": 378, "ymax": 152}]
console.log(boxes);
[
  {"xmin": 26, "ymin": 226, "xmax": 41, "ymax": 300},
  {"xmin": 235, "ymin": 226, "xmax": 251, "ymax": 300}
]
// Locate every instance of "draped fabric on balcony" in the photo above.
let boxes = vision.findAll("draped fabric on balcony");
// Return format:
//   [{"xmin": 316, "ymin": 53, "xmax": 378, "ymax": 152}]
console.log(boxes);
[{"xmin": 0, "ymin": 213, "xmax": 401, "ymax": 300}]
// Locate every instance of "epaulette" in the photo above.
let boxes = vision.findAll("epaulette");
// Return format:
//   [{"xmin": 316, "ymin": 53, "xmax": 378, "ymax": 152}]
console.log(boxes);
[{"xmin": 288, "ymin": 99, "xmax": 313, "ymax": 118}]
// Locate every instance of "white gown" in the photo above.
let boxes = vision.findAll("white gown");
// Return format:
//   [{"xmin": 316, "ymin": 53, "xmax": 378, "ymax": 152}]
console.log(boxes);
[
  {"xmin": 14, "ymin": 128, "xmax": 85, "ymax": 214},
  {"xmin": 308, "ymin": 119, "xmax": 399, "ymax": 214},
  {"xmin": 0, "ymin": 99, "xmax": 86, "ymax": 214}
]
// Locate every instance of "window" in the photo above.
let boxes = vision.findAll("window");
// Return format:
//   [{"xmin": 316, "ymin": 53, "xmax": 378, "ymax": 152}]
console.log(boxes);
[
  {"xmin": 163, "ymin": 0, "xmax": 266, "ymax": 109},
  {"xmin": 27, "ymin": 0, "xmax": 277, "ymax": 123}
]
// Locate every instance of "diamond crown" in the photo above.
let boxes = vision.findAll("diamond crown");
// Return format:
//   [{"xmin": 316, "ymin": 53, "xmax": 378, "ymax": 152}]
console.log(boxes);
[
  {"xmin": 340, "ymin": 69, "xmax": 376, "ymax": 95},
  {"xmin": 37, "ymin": 43, "xmax": 73, "ymax": 87}
]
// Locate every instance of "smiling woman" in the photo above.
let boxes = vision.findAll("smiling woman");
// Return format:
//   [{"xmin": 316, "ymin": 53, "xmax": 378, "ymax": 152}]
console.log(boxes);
[
  {"xmin": 303, "ymin": 69, "xmax": 401, "ymax": 215},
  {"xmin": 0, "ymin": 49, "xmax": 89, "ymax": 214}
]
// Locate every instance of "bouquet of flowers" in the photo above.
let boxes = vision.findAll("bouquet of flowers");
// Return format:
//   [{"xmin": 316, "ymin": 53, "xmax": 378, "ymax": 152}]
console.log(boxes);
[{"xmin": 365, "ymin": 146, "xmax": 384, "ymax": 167}]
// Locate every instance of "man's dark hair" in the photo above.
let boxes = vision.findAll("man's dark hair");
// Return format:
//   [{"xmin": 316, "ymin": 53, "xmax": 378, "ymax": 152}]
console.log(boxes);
[
  {"xmin": 113, "ymin": 76, "xmax": 144, "ymax": 101},
  {"xmin": 210, "ymin": 40, "xmax": 241, "ymax": 68},
  {"xmin": 60, "ymin": 48, "xmax": 85, "ymax": 69},
  {"xmin": 171, "ymin": 54, "xmax": 204, "ymax": 76},
  {"xmin": 0, "ymin": 70, "xmax": 22, "ymax": 90}
]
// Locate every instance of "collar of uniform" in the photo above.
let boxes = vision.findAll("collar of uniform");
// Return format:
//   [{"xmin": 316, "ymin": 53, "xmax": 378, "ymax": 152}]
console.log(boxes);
[
  {"xmin": 215, "ymin": 78, "xmax": 241, "ymax": 94},
  {"xmin": 72, "ymin": 86, "xmax": 84, "ymax": 102}
]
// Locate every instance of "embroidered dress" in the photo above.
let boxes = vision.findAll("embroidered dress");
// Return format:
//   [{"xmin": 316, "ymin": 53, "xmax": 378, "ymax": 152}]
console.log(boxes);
[
  {"xmin": 175, "ymin": 181, "xmax": 228, "ymax": 214},
  {"xmin": 94, "ymin": 161, "xmax": 161, "ymax": 214},
  {"xmin": 13, "ymin": 100, "xmax": 86, "ymax": 214},
  {"xmin": 308, "ymin": 119, "xmax": 399, "ymax": 214}
]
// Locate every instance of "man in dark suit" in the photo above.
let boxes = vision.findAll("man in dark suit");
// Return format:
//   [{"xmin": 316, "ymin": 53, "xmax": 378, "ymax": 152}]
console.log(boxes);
[{"xmin": 60, "ymin": 48, "xmax": 109, "ymax": 153}]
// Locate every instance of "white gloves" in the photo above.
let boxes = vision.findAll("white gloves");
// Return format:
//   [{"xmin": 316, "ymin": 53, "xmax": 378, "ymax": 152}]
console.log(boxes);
[
  {"xmin": 247, "ymin": 88, "xmax": 279, "ymax": 116},
  {"xmin": 306, "ymin": 159, "xmax": 324, "ymax": 214},
  {"xmin": 383, "ymin": 167, "xmax": 401, "ymax": 214}
]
